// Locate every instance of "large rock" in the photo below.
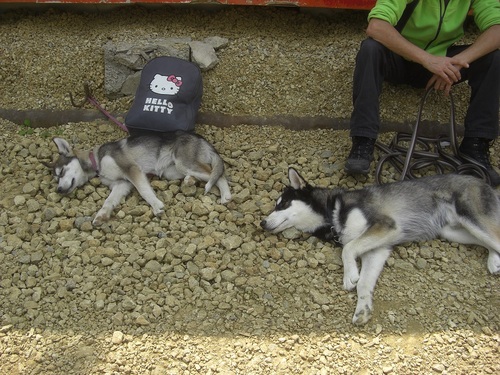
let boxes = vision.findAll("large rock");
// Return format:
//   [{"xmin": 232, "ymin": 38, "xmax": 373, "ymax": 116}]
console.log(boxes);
[{"xmin": 104, "ymin": 37, "xmax": 228, "ymax": 99}]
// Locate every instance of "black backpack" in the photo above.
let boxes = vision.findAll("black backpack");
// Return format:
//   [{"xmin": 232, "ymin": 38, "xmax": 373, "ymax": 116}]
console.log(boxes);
[{"xmin": 125, "ymin": 56, "xmax": 203, "ymax": 133}]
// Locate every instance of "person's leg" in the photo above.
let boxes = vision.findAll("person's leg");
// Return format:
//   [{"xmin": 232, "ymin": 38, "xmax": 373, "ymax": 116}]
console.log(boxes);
[
  {"xmin": 447, "ymin": 47, "xmax": 500, "ymax": 139},
  {"xmin": 448, "ymin": 46, "xmax": 500, "ymax": 186},
  {"xmin": 346, "ymin": 38, "xmax": 409, "ymax": 174},
  {"xmin": 350, "ymin": 39, "xmax": 385, "ymax": 139}
]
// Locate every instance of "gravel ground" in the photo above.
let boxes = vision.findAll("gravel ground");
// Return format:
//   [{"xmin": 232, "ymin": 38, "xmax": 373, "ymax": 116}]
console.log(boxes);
[{"xmin": 0, "ymin": 5, "xmax": 499, "ymax": 375}]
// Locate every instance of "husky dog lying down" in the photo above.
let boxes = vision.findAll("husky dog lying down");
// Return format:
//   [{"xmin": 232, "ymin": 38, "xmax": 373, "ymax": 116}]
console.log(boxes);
[
  {"xmin": 45, "ymin": 131, "xmax": 231, "ymax": 226},
  {"xmin": 261, "ymin": 167, "xmax": 500, "ymax": 325}
]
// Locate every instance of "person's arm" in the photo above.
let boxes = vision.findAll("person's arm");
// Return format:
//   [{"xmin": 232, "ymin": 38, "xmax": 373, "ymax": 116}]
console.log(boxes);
[
  {"xmin": 449, "ymin": 24, "xmax": 500, "ymax": 67},
  {"xmin": 366, "ymin": 18, "xmax": 467, "ymax": 85},
  {"xmin": 425, "ymin": 24, "xmax": 500, "ymax": 95}
]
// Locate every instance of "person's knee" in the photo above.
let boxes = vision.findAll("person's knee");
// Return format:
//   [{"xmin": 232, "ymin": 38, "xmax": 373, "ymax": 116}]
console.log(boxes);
[
  {"xmin": 356, "ymin": 38, "xmax": 386, "ymax": 64},
  {"xmin": 490, "ymin": 49, "xmax": 500, "ymax": 60},
  {"xmin": 359, "ymin": 38, "xmax": 385, "ymax": 55},
  {"xmin": 473, "ymin": 49, "xmax": 500, "ymax": 74},
  {"xmin": 489, "ymin": 49, "xmax": 500, "ymax": 71}
]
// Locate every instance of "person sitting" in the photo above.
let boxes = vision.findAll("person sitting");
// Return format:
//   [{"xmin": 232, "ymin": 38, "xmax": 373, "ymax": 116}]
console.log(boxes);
[{"xmin": 345, "ymin": 0, "xmax": 500, "ymax": 186}]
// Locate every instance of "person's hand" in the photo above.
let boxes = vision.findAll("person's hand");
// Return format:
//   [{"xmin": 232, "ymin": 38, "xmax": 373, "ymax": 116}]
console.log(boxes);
[
  {"xmin": 422, "ymin": 55, "xmax": 468, "ymax": 85},
  {"xmin": 426, "ymin": 74, "xmax": 454, "ymax": 96}
]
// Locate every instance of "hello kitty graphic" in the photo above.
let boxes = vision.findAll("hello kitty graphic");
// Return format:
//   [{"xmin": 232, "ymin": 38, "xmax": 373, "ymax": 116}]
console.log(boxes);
[
  {"xmin": 142, "ymin": 74, "xmax": 183, "ymax": 114},
  {"xmin": 149, "ymin": 74, "xmax": 183, "ymax": 95}
]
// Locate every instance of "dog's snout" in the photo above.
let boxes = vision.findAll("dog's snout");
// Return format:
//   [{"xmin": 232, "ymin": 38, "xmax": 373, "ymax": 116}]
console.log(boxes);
[{"xmin": 260, "ymin": 220, "xmax": 266, "ymax": 228}]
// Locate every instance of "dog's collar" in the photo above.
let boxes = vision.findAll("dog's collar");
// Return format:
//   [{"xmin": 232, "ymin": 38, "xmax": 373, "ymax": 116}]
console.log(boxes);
[
  {"xmin": 89, "ymin": 151, "xmax": 99, "ymax": 176},
  {"xmin": 326, "ymin": 195, "xmax": 341, "ymax": 245},
  {"xmin": 312, "ymin": 225, "xmax": 341, "ymax": 245},
  {"xmin": 325, "ymin": 195, "xmax": 336, "ymax": 225}
]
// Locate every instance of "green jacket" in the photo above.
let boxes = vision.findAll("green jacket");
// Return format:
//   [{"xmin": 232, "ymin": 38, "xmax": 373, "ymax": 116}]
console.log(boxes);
[{"xmin": 368, "ymin": 0, "xmax": 500, "ymax": 56}]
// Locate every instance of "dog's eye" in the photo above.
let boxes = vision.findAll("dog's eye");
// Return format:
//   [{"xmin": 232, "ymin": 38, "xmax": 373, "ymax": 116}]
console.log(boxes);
[
  {"xmin": 275, "ymin": 197, "xmax": 282, "ymax": 208},
  {"xmin": 55, "ymin": 167, "xmax": 65, "ymax": 180},
  {"xmin": 275, "ymin": 196, "xmax": 290, "ymax": 210}
]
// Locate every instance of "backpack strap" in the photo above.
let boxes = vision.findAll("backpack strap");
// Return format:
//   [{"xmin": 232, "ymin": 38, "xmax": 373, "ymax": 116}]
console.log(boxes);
[{"xmin": 395, "ymin": 0, "xmax": 420, "ymax": 33}]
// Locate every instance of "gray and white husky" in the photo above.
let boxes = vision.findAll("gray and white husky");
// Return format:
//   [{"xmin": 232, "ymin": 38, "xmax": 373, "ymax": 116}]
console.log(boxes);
[
  {"xmin": 261, "ymin": 167, "xmax": 500, "ymax": 325},
  {"xmin": 45, "ymin": 131, "xmax": 231, "ymax": 226}
]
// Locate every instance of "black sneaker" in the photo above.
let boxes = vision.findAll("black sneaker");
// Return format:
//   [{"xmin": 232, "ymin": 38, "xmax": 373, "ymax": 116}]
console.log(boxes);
[
  {"xmin": 345, "ymin": 136, "xmax": 376, "ymax": 175},
  {"xmin": 459, "ymin": 137, "xmax": 500, "ymax": 187}
]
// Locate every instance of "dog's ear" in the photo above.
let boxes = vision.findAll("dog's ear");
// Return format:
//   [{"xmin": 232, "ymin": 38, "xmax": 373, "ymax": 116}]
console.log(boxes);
[
  {"xmin": 288, "ymin": 167, "xmax": 308, "ymax": 190},
  {"xmin": 41, "ymin": 160, "xmax": 55, "ymax": 169},
  {"xmin": 53, "ymin": 137, "xmax": 73, "ymax": 157}
]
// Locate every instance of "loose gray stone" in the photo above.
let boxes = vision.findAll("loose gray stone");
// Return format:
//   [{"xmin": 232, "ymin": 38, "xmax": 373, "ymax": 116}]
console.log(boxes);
[
  {"xmin": 200, "ymin": 267, "xmax": 217, "ymax": 281},
  {"xmin": 221, "ymin": 235, "xmax": 243, "ymax": 251},
  {"xmin": 112, "ymin": 331, "xmax": 124, "ymax": 344},
  {"xmin": 145, "ymin": 260, "xmax": 162, "ymax": 273}
]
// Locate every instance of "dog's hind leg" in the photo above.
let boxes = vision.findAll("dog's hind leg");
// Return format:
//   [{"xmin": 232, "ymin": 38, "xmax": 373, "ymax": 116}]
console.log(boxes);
[
  {"xmin": 440, "ymin": 224, "xmax": 500, "ymax": 274},
  {"xmin": 487, "ymin": 250, "xmax": 500, "ymax": 275},
  {"xmin": 175, "ymin": 161, "xmax": 210, "ymax": 187},
  {"xmin": 94, "ymin": 180, "xmax": 133, "ymax": 226},
  {"xmin": 352, "ymin": 247, "xmax": 392, "ymax": 325},
  {"xmin": 180, "ymin": 160, "xmax": 231, "ymax": 204},
  {"xmin": 215, "ymin": 176, "xmax": 232, "ymax": 204}
]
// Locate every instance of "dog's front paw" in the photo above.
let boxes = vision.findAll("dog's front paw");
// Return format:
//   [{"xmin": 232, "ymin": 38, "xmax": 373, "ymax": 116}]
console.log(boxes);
[
  {"xmin": 352, "ymin": 304, "xmax": 372, "ymax": 325},
  {"xmin": 343, "ymin": 271, "xmax": 360, "ymax": 291},
  {"xmin": 152, "ymin": 204, "xmax": 164, "ymax": 217},
  {"xmin": 220, "ymin": 193, "xmax": 231, "ymax": 204},
  {"xmin": 487, "ymin": 251, "xmax": 500, "ymax": 274},
  {"xmin": 93, "ymin": 212, "xmax": 110, "ymax": 226},
  {"xmin": 342, "ymin": 250, "xmax": 359, "ymax": 291}
]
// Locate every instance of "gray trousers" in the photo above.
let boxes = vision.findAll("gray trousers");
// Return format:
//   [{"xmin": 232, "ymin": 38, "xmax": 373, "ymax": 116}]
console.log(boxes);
[{"xmin": 349, "ymin": 38, "xmax": 500, "ymax": 140}]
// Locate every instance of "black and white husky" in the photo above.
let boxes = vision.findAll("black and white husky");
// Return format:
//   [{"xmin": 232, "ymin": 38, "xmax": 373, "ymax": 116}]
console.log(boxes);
[
  {"xmin": 44, "ymin": 131, "xmax": 231, "ymax": 226},
  {"xmin": 261, "ymin": 167, "xmax": 500, "ymax": 325}
]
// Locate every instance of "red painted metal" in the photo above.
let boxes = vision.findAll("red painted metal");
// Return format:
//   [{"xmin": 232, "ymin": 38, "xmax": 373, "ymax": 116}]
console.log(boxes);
[{"xmin": 0, "ymin": 0, "xmax": 376, "ymax": 10}]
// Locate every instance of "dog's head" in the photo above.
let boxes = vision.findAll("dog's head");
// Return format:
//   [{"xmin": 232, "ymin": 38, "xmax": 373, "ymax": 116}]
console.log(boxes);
[
  {"xmin": 260, "ymin": 167, "xmax": 329, "ymax": 235},
  {"xmin": 43, "ymin": 138, "xmax": 90, "ymax": 195}
]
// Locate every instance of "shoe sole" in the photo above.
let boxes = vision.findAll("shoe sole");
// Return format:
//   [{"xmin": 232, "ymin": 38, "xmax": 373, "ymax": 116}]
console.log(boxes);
[{"xmin": 345, "ymin": 165, "xmax": 370, "ymax": 175}]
